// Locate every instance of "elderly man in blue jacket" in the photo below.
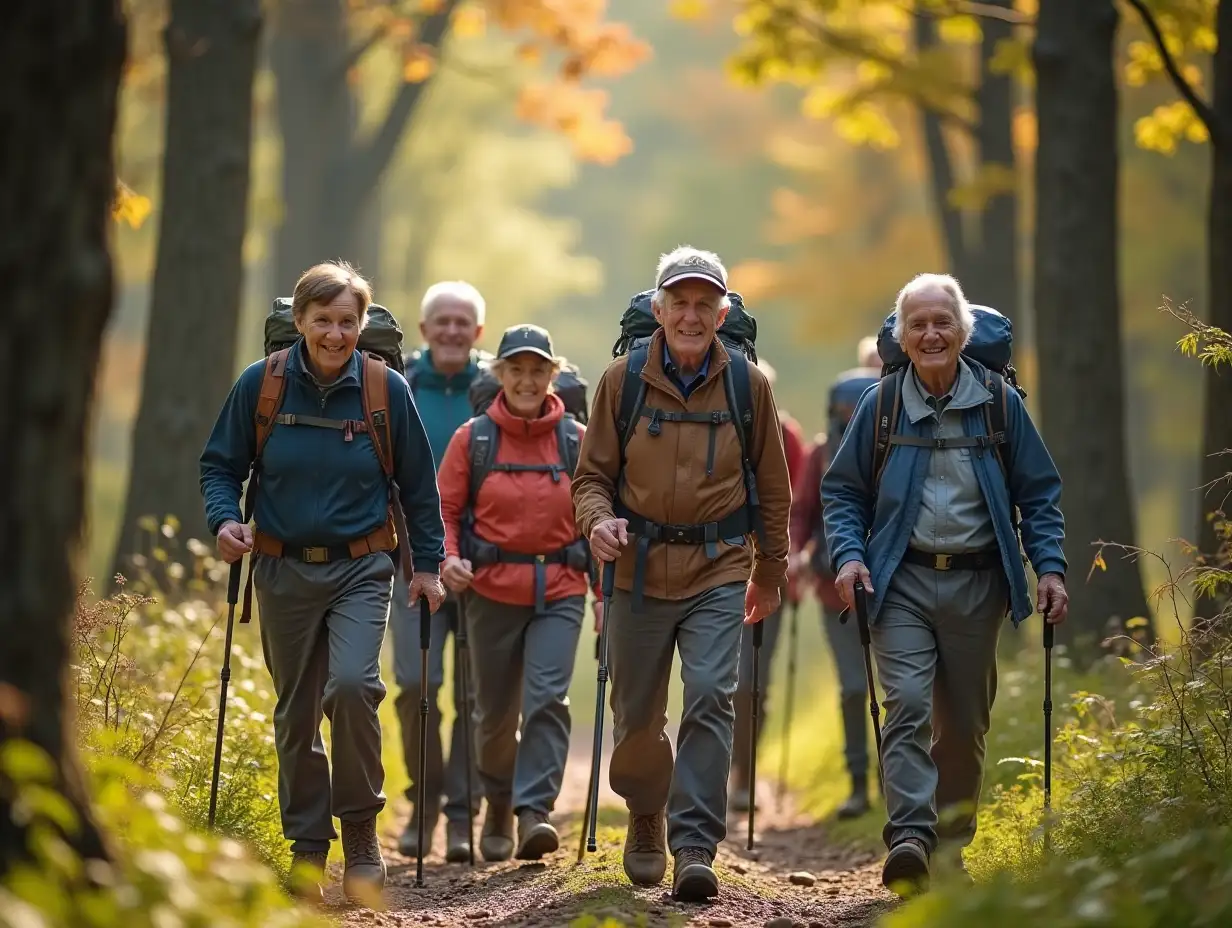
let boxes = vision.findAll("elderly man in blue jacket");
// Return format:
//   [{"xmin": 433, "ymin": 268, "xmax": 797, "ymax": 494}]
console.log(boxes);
[{"xmin": 821, "ymin": 272, "xmax": 1068, "ymax": 895}]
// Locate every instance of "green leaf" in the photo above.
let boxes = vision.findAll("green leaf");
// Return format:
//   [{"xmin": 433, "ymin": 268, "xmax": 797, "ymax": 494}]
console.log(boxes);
[{"xmin": 0, "ymin": 741, "xmax": 56, "ymax": 786}]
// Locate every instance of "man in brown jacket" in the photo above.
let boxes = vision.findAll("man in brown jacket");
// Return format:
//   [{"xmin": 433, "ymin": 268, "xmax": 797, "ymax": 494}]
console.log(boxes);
[{"xmin": 571, "ymin": 245, "xmax": 792, "ymax": 902}]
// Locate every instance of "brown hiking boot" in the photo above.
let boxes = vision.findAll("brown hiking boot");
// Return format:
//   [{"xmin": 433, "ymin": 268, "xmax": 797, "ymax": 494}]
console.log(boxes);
[
  {"xmin": 882, "ymin": 837, "xmax": 930, "ymax": 897},
  {"xmin": 515, "ymin": 809, "xmax": 560, "ymax": 860},
  {"xmin": 480, "ymin": 799, "xmax": 514, "ymax": 862},
  {"xmin": 445, "ymin": 818, "xmax": 472, "ymax": 864},
  {"xmin": 672, "ymin": 846, "xmax": 718, "ymax": 901},
  {"xmin": 622, "ymin": 810, "xmax": 667, "ymax": 886},
  {"xmin": 397, "ymin": 800, "xmax": 440, "ymax": 859},
  {"xmin": 289, "ymin": 850, "xmax": 328, "ymax": 903},
  {"xmin": 341, "ymin": 817, "xmax": 387, "ymax": 906}
]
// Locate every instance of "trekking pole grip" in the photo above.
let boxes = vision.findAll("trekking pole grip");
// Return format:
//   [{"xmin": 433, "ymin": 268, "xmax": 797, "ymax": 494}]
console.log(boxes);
[
  {"xmin": 227, "ymin": 556, "xmax": 242, "ymax": 605},
  {"xmin": 1043, "ymin": 610, "xmax": 1055, "ymax": 649},
  {"xmin": 419, "ymin": 594, "xmax": 431, "ymax": 648},
  {"xmin": 601, "ymin": 559, "xmax": 615, "ymax": 598}
]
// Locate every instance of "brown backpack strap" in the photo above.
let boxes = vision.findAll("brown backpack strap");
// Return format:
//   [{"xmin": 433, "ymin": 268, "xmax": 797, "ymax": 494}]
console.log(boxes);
[{"xmin": 361, "ymin": 351, "xmax": 393, "ymax": 476}]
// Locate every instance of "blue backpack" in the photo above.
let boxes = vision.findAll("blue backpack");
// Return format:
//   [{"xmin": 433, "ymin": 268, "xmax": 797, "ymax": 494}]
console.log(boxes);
[{"xmin": 869, "ymin": 304, "xmax": 1025, "ymax": 489}]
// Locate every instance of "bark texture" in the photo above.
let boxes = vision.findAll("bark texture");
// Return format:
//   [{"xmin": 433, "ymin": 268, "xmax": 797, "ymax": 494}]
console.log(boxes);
[
  {"xmin": 1032, "ymin": 0, "xmax": 1154, "ymax": 661},
  {"xmin": 0, "ymin": 0, "xmax": 127, "ymax": 872},
  {"xmin": 112, "ymin": 0, "xmax": 263, "ymax": 581}
]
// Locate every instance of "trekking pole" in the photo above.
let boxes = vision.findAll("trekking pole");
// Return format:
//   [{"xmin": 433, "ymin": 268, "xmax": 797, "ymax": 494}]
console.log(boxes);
[
  {"xmin": 585, "ymin": 560, "xmax": 616, "ymax": 856},
  {"xmin": 456, "ymin": 593, "xmax": 476, "ymax": 867},
  {"xmin": 747, "ymin": 617, "xmax": 764, "ymax": 851},
  {"xmin": 416, "ymin": 594, "xmax": 432, "ymax": 887},
  {"xmin": 776, "ymin": 597, "xmax": 799, "ymax": 812},
  {"xmin": 1043, "ymin": 605, "xmax": 1054, "ymax": 857},
  {"xmin": 577, "ymin": 602, "xmax": 601, "ymax": 865},
  {"xmin": 849, "ymin": 581, "xmax": 884, "ymax": 792},
  {"xmin": 207, "ymin": 558, "xmax": 243, "ymax": 830}
]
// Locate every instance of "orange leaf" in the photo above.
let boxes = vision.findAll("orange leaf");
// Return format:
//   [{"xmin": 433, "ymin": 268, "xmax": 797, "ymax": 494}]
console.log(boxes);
[{"xmin": 402, "ymin": 45, "xmax": 436, "ymax": 83}]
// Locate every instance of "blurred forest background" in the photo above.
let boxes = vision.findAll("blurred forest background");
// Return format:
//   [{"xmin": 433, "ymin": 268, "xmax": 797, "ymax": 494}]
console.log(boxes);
[{"xmin": 93, "ymin": 0, "xmax": 1211, "ymax": 647}]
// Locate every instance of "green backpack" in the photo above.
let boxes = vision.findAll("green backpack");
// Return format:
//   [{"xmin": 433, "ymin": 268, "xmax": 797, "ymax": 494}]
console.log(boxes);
[{"xmin": 264, "ymin": 297, "xmax": 405, "ymax": 374}]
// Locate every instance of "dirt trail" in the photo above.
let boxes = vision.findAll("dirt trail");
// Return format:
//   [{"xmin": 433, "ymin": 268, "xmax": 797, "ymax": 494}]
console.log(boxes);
[{"xmin": 324, "ymin": 733, "xmax": 897, "ymax": 928}]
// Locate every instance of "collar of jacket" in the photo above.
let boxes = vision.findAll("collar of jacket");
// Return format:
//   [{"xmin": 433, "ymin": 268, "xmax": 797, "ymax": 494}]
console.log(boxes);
[
  {"xmin": 901, "ymin": 356, "xmax": 991, "ymax": 424},
  {"xmin": 641, "ymin": 328, "xmax": 732, "ymax": 401},
  {"xmin": 410, "ymin": 347, "xmax": 481, "ymax": 390},
  {"xmin": 486, "ymin": 389, "xmax": 565, "ymax": 438},
  {"xmin": 285, "ymin": 337, "xmax": 362, "ymax": 387}
]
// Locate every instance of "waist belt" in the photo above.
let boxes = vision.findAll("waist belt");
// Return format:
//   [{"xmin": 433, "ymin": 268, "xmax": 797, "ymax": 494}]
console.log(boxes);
[
  {"xmin": 615, "ymin": 502, "xmax": 752, "ymax": 613},
  {"xmin": 901, "ymin": 547, "xmax": 1000, "ymax": 572},
  {"xmin": 253, "ymin": 524, "xmax": 396, "ymax": 565},
  {"xmin": 462, "ymin": 530, "xmax": 591, "ymax": 613}
]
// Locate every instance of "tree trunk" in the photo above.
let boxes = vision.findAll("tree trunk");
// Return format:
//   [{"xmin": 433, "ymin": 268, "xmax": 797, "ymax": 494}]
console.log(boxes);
[
  {"xmin": 0, "ymin": 0, "xmax": 127, "ymax": 872},
  {"xmin": 1198, "ymin": 4, "xmax": 1232, "ymax": 576},
  {"xmin": 112, "ymin": 0, "xmax": 263, "ymax": 585},
  {"xmin": 974, "ymin": 0, "xmax": 1020, "ymax": 320},
  {"xmin": 270, "ymin": 0, "xmax": 456, "ymax": 291},
  {"xmin": 916, "ymin": 12, "xmax": 974, "ymax": 283},
  {"xmin": 1032, "ymin": 0, "xmax": 1154, "ymax": 663}
]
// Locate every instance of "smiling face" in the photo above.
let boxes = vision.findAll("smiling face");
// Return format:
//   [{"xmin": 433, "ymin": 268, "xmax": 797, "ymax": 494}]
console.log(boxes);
[
  {"xmin": 420, "ymin": 297, "xmax": 482, "ymax": 373},
  {"xmin": 295, "ymin": 290, "xmax": 362, "ymax": 381},
  {"xmin": 901, "ymin": 286, "xmax": 964, "ymax": 383},
  {"xmin": 653, "ymin": 279, "xmax": 729, "ymax": 369},
  {"xmin": 498, "ymin": 351, "xmax": 557, "ymax": 418}
]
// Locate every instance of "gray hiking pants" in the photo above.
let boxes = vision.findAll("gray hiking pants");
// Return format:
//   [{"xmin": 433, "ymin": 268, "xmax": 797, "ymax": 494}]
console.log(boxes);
[
  {"xmin": 734, "ymin": 601, "xmax": 870, "ymax": 783},
  {"xmin": 253, "ymin": 551, "xmax": 393, "ymax": 854},
  {"xmin": 389, "ymin": 563, "xmax": 481, "ymax": 823},
  {"xmin": 608, "ymin": 581, "xmax": 745, "ymax": 856},
  {"xmin": 463, "ymin": 592, "xmax": 584, "ymax": 814},
  {"xmin": 871, "ymin": 560, "xmax": 1008, "ymax": 853}
]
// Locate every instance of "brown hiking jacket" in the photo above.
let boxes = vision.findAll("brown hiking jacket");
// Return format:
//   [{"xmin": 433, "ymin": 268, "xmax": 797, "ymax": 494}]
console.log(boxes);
[{"xmin": 571, "ymin": 329, "xmax": 792, "ymax": 601}]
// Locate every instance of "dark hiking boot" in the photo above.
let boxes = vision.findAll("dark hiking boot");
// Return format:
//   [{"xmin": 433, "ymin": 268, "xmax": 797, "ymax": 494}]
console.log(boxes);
[
  {"xmin": 623, "ymin": 810, "xmax": 667, "ymax": 886},
  {"xmin": 515, "ymin": 809, "xmax": 560, "ymax": 860},
  {"xmin": 445, "ymin": 818, "xmax": 472, "ymax": 864},
  {"xmin": 341, "ymin": 817, "xmax": 387, "ymax": 906},
  {"xmin": 397, "ymin": 800, "xmax": 439, "ymax": 859},
  {"xmin": 289, "ymin": 850, "xmax": 328, "ymax": 903},
  {"xmin": 882, "ymin": 837, "xmax": 930, "ymax": 897},
  {"xmin": 480, "ymin": 799, "xmax": 515, "ymax": 862},
  {"xmin": 672, "ymin": 846, "xmax": 719, "ymax": 901},
  {"xmin": 836, "ymin": 775, "xmax": 871, "ymax": 820}
]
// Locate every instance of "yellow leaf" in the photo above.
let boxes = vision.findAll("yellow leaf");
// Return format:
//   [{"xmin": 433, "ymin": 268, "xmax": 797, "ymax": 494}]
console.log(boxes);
[
  {"xmin": 1126, "ymin": 616, "xmax": 1150, "ymax": 629},
  {"xmin": 1092, "ymin": 551, "xmax": 1107, "ymax": 572},
  {"xmin": 112, "ymin": 180, "xmax": 151, "ymax": 230},
  {"xmin": 938, "ymin": 14, "xmax": 981, "ymax": 45},
  {"xmin": 668, "ymin": 0, "xmax": 710, "ymax": 21},
  {"xmin": 452, "ymin": 4, "xmax": 486, "ymax": 38},
  {"xmin": 402, "ymin": 46, "xmax": 436, "ymax": 83}
]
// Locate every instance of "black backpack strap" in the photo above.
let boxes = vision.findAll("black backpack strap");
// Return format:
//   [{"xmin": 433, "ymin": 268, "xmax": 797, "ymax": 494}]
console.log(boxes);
[
  {"xmin": 557, "ymin": 415, "xmax": 582, "ymax": 478},
  {"xmin": 871, "ymin": 369, "xmax": 904, "ymax": 490},
  {"xmin": 721, "ymin": 352, "xmax": 764, "ymax": 545},
  {"xmin": 467, "ymin": 413, "xmax": 499, "ymax": 508},
  {"xmin": 617, "ymin": 344, "xmax": 650, "ymax": 454},
  {"xmin": 983, "ymin": 369, "xmax": 1012, "ymax": 478}
]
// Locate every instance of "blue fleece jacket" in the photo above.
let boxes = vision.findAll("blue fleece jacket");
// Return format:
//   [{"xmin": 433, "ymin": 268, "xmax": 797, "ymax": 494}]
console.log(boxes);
[
  {"xmin": 406, "ymin": 349, "xmax": 485, "ymax": 470},
  {"xmin": 199, "ymin": 340, "xmax": 446, "ymax": 573},
  {"xmin": 820, "ymin": 357, "xmax": 1067, "ymax": 627}
]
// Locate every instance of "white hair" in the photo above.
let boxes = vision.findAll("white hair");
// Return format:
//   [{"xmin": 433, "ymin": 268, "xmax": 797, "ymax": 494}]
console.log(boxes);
[
  {"xmin": 420, "ymin": 280, "xmax": 486, "ymax": 325},
  {"xmin": 652, "ymin": 245, "xmax": 732, "ymax": 313},
  {"xmin": 857, "ymin": 335, "xmax": 880, "ymax": 368},
  {"xmin": 756, "ymin": 358, "xmax": 777, "ymax": 386},
  {"xmin": 892, "ymin": 273, "xmax": 974, "ymax": 347}
]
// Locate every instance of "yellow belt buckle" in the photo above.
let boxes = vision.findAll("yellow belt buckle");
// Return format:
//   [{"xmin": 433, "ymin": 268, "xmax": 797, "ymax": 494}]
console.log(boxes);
[
  {"xmin": 934, "ymin": 553, "xmax": 952, "ymax": 571},
  {"xmin": 303, "ymin": 546, "xmax": 329, "ymax": 564}
]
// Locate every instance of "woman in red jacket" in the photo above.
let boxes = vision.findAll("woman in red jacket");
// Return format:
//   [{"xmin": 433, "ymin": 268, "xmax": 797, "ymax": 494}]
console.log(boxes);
[{"xmin": 438, "ymin": 323, "xmax": 598, "ymax": 865}]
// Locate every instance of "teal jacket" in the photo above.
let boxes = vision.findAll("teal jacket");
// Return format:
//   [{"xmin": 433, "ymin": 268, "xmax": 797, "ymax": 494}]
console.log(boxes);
[
  {"xmin": 820, "ymin": 358, "xmax": 1067, "ymax": 627},
  {"xmin": 199, "ymin": 340, "xmax": 446, "ymax": 573},
  {"xmin": 406, "ymin": 349, "xmax": 487, "ymax": 471}
]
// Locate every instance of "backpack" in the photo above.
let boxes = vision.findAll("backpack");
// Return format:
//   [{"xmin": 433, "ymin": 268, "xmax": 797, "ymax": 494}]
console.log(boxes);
[
  {"xmin": 467, "ymin": 358, "xmax": 591, "ymax": 425},
  {"xmin": 403, "ymin": 347, "xmax": 496, "ymax": 395},
  {"xmin": 243, "ymin": 298, "xmax": 413, "ymax": 622},
  {"xmin": 869, "ymin": 303, "xmax": 1025, "ymax": 490},
  {"xmin": 610, "ymin": 288, "xmax": 764, "ymax": 546}
]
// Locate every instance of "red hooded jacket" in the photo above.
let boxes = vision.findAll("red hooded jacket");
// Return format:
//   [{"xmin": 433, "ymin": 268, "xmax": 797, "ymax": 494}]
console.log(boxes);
[{"xmin": 438, "ymin": 391, "xmax": 598, "ymax": 607}]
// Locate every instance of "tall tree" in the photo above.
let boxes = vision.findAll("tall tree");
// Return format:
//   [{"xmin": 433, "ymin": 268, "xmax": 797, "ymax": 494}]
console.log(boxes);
[
  {"xmin": 1033, "ymin": 0, "xmax": 1154, "ymax": 660},
  {"xmin": 1122, "ymin": 0, "xmax": 1232, "ymax": 620},
  {"xmin": 111, "ymin": 0, "xmax": 263, "ymax": 583},
  {"xmin": 0, "ymin": 0, "xmax": 127, "ymax": 870}
]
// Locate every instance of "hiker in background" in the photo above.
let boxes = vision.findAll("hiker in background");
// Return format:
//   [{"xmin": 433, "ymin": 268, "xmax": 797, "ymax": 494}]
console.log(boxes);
[
  {"xmin": 822, "ymin": 272, "xmax": 1068, "ymax": 894},
  {"xmin": 391, "ymin": 281, "xmax": 488, "ymax": 863},
  {"xmin": 729, "ymin": 358, "xmax": 807, "ymax": 813},
  {"xmin": 437, "ymin": 323, "xmax": 598, "ymax": 863},
  {"xmin": 786, "ymin": 337, "xmax": 883, "ymax": 820},
  {"xmin": 572, "ymin": 245, "xmax": 792, "ymax": 902},
  {"xmin": 200, "ymin": 261, "xmax": 447, "ymax": 902}
]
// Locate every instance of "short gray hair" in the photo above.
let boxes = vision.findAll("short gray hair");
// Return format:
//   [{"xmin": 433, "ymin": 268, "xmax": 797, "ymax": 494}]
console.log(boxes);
[
  {"xmin": 651, "ymin": 245, "xmax": 732, "ymax": 313},
  {"xmin": 420, "ymin": 280, "xmax": 486, "ymax": 325},
  {"xmin": 892, "ymin": 273, "xmax": 975, "ymax": 346}
]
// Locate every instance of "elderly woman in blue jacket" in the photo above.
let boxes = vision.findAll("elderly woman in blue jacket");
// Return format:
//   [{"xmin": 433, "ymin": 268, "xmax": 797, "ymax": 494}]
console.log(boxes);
[
  {"xmin": 200, "ymin": 260, "xmax": 446, "ymax": 905},
  {"xmin": 821, "ymin": 272, "xmax": 1068, "ymax": 896}
]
